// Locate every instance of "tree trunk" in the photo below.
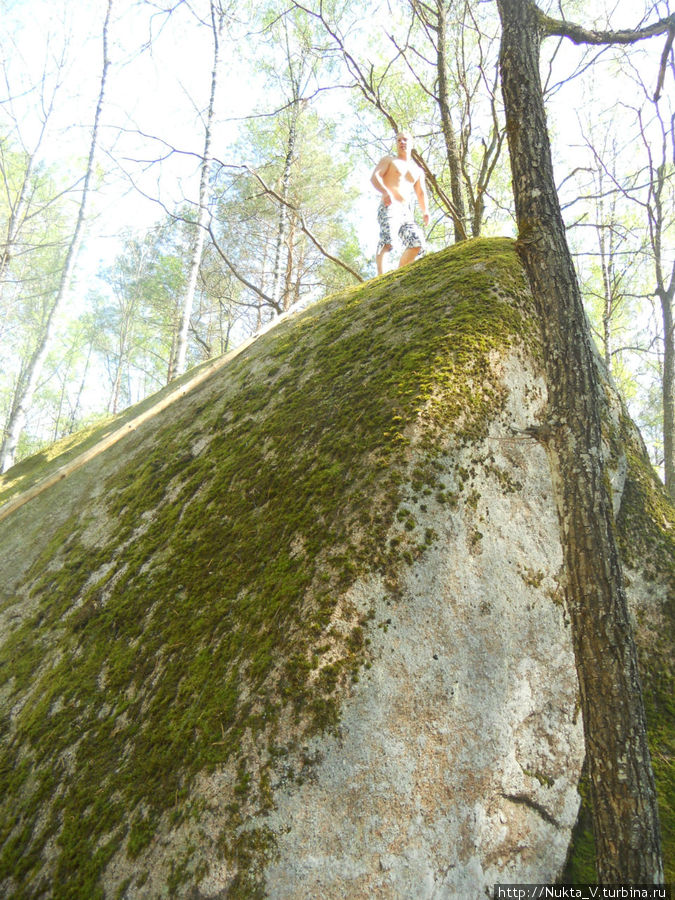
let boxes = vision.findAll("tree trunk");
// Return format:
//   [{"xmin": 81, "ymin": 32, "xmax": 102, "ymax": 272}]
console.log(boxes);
[
  {"xmin": 435, "ymin": 0, "xmax": 467, "ymax": 243},
  {"xmin": 0, "ymin": 0, "xmax": 113, "ymax": 473},
  {"xmin": 169, "ymin": 0, "xmax": 224, "ymax": 381},
  {"xmin": 497, "ymin": 0, "xmax": 663, "ymax": 881},
  {"xmin": 109, "ymin": 319, "xmax": 128, "ymax": 416},
  {"xmin": 649, "ymin": 121, "xmax": 675, "ymax": 500},
  {"xmin": 292, "ymin": 234, "xmax": 306, "ymax": 308},
  {"xmin": 597, "ymin": 188, "xmax": 613, "ymax": 369},
  {"xmin": 282, "ymin": 210, "xmax": 298, "ymax": 311},
  {"xmin": 219, "ymin": 303, "xmax": 232, "ymax": 355},
  {"xmin": 661, "ymin": 288, "xmax": 675, "ymax": 498},
  {"xmin": 52, "ymin": 370, "xmax": 68, "ymax": 443},
  {"xmin": 271, "ymin": 103, "xmax": 299, "ymax": 311},
  {"xmin": 68, "ymin": 340, "xmax": 93, "ymax": 434}
]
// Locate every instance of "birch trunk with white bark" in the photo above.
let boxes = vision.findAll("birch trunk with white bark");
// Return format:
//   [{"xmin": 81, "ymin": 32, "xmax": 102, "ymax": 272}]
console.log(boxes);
[
  {"xmin": 0, "ymin": 0, "xmax": 113, "ymax": 473},
  {"xmin": 168, "ymin": 1, "xmax": 225, "ymax": 381}
]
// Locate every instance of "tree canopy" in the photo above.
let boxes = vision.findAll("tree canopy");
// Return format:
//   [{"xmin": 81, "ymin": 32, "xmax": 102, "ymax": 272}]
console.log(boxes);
[{"xmin": 1, "ymin": 0, "xmax": 671, "ymax": 482}]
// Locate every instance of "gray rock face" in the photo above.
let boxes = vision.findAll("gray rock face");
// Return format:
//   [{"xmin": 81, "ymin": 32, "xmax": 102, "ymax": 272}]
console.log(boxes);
[{"xmin": 237, "ymin": 355, "xmax": 585, "ymax": 898}]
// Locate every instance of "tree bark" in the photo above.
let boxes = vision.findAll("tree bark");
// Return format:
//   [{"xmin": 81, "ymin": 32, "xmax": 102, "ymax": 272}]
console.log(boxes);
[
  {"xmin": 434, "ymin": 0, "xmax": 467, "ymax": 242},
  {"xmin": 271, "ymin": 101, "xmax": 299, "ymax": 310},
  {"xmin": 594, "ymin": 167, "xmax": 619, "ymax": 370},
  {"xmin": 283, "ymin": 209, "xmax": 297, "ymax": 311},
  {"xmin": 661, "ymin": 286, "xmax": 675, "ymax": 497},
  {"xmin": 0, "ymin": 0, "xmax": 113, "ymax": 473},
  {"xmin": 497, "ymin": 0, "xmax": 663, "ymax": 881}
]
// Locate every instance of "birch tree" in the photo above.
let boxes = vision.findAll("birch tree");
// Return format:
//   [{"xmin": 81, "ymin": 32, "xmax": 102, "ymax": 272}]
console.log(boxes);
[
  {"xmin": 167, "ymin": 0, "xmax": 229, "ymax": 382},
  {"xmin": 0, "ymin": 0, "xmax": 114, "ymax": 473},
  {"xmin": 268, "ymin": 16, "xmax": 308, "ymax": 312}
]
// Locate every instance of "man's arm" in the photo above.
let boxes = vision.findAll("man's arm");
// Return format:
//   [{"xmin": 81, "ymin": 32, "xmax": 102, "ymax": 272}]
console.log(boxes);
[
  {"xmin": 371, "ymin": 157, "xmax": 393, "ymax": 205},
  {"xmin": 414, "ymin": 169, "xmax": 430, "ymax": 225}
]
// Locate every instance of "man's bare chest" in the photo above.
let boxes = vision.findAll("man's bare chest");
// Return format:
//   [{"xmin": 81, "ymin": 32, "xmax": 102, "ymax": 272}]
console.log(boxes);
[{"xmin": 388, "ymin": 159, "xmax": 417, "ymax": 183}]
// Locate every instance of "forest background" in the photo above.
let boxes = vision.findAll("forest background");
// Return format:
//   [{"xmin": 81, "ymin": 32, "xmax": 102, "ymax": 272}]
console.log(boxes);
[{"xmin": 1, "ymin": 0, "xmax": 673, "ymax": 496}]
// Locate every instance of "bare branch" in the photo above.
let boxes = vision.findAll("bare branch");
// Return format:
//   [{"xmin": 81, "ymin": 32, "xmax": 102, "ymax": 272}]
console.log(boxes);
[
  {"xmin": 387, "ymin": 34, "xmax": 437, "ymax": 101},
  {"xmin": 654, "ymin": 25, "xmax": 675, "ymax": 100},
  {"xmin": 542, "ymin": 10, "xmax": 675, "ymax": 45},
  {"xmin": 207, "ymin": 222, "xmax": 281, "ymax": 313},
  {"xmin": 290, "ymin": 0, "xmax": 399, "ymax": 132},
  {"xmin": 221, "ymin": 84, "xmax": 356, "ymax": 122},
  {"xmin": 412, "ymin": 151, "xmax": 468, "ymax": 239},
  {"xmin": 240, "ymin": 164, "xmax": 365, "ymax": 283}
]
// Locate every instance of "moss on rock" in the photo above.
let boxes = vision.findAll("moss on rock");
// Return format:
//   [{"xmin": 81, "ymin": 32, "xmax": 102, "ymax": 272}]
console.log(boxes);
[
  {"xmin": 0, "ymin": 237, "xmax": 672, "ymax": 895},
  {"xmin": 0, "ymin": 239, "xmax": 536, "ymax": 897}
]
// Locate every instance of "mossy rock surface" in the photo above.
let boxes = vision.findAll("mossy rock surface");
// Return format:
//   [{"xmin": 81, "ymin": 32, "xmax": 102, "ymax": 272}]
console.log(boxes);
[{"xmin": 0, "ymin": 238, "xmax": 672, "ymax": 896}]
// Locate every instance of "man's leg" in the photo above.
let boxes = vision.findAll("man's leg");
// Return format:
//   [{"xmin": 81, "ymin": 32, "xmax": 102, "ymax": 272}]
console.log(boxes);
[
  {"xmin": 398, "ymin": 220, "xmax": 425, "ymax": 268},
  {"xmin": 376, "ymin": 242, "xmax": 392, "ymax": 275},
  {"xmin": 376, "ymin": 202, "xmax": 394, "ymax": 276},
  {"xmin": 398, "ymin": 246, "xmax": 421, "ymax": 268}
]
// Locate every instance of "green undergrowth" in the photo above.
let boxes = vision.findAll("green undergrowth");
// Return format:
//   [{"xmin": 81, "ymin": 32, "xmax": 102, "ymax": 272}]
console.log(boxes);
[
  {"xmin": 0, "ymin": 238, "xmax": 534, "ymax": 897},
  {"xmin": 562, "ymin": 422, "xmax": 675, "ymax": 882}
]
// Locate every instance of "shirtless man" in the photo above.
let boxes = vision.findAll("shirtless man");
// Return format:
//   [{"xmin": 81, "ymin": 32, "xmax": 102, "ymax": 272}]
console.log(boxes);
[{"xmin": 370, "ymin": 131, "xmax": 430, "ymax": 275}]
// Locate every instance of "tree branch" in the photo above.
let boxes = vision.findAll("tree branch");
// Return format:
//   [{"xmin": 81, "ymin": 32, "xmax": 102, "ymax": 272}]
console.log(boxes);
[
  {"xmin": 207, "ymin": 223, "xmax": 281, "ymax": 313},
  {"xmin": 654, "ymin": 25, "xmax": 675, "ymax": 100},
  {"xmin": 240, "ymin": 165, "xmax": 365, "ymax": 283},
  {"xmin": 412, "ymin": 150, "xmax": 468, "ymax": 240},
  {"xmin": 541, "ymin": 9, "xmax": 675, "ymax": 46}
]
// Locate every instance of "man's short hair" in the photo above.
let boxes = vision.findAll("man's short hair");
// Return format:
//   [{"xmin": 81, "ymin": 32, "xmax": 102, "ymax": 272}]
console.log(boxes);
[{"xmin": 395, "ymin": 131, "xmax": 413, "ymax": 147}]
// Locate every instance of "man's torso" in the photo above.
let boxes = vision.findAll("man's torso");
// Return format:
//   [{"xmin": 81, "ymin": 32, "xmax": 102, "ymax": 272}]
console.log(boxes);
[{"xmin": 381, "ymin": 156, "xmax": 420, "ymax": 200}]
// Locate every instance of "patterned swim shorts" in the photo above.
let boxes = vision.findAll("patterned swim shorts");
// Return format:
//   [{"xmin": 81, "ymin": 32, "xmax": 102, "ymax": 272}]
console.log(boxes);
[{"xmin": 377, "ymin": 201, "xmax": 426, "ymax": 257}]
